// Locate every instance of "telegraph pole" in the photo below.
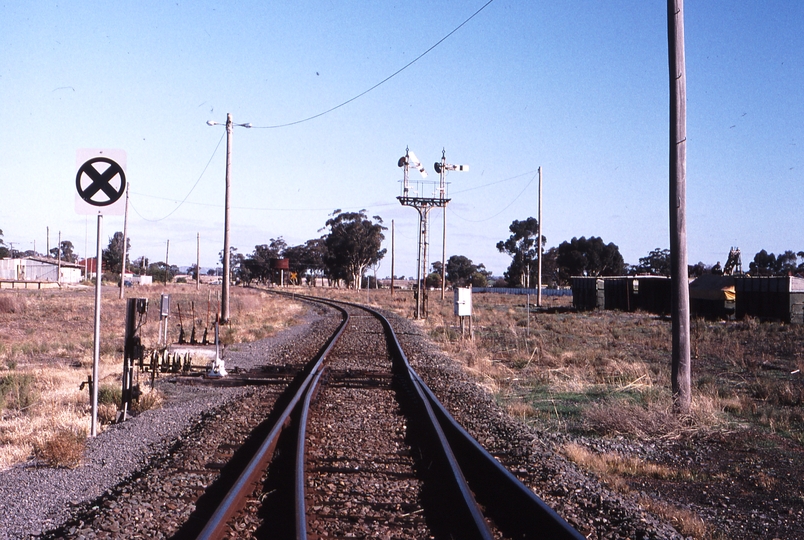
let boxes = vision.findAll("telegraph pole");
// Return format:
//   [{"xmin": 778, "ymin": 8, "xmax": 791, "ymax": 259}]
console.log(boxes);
[
  {"xmin": 391, "ymin": 220, "xmax": 395, "ymax": 296},
  {"xmin": 537, "ymin": 167, "xmax": 543, "ymax": 307},
  {"xmin": 207, "ymin": 113, "xmax": 251, "ymax": 324},
  {"xmin": 165, "ymin": 239, "xmax": 170, "ymax": 285},
  {"xmin": 57, "ymin": 231, "xmax": 62, "ymax": 285},
  {"xmin": 222, "ymin": 114, "xmax": 233, "ymax": 322},
  {"xmin": 119, "ymin": 184, "xmax": 129, "ymax": 299},
  {"xmin": 196, "ymin": 232, "xmax": 201, "ymax": 290},
  {"xmin": 668, "ymin": 0, "xmax": 691, "ymax": 414}
]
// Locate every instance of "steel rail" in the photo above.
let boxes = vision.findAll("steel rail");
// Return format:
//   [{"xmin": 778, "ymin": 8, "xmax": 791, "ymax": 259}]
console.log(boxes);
[
  {"xmin": 294, "ymin": 366, "xmax": 325, "ymax": 540},
  {"xmin": 373, "ymin": 303, "xmax": 586, "ymax": 540},
  {"xmin": 278, "ymin": 293, "xmax": 494, "ymax": 538},
  {"xmin": 195, "ymin": 303, "xmax": 349, "ymax": 540},
  {"xmin": 228, "ymin": 290, "xmax": 585, "ymax": 539}
]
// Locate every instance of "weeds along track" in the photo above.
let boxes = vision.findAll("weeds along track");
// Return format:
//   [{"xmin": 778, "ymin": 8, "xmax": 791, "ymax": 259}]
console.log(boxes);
[{"xmin": 39, "ymin": 294, "xmax": 584, "ymax": 539}]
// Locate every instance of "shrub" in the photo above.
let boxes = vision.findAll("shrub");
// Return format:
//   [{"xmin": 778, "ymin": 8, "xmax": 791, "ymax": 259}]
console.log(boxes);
[
  {"xmin": 133, "ymin": 389, "xmax": 163, "ymax": 412},
  {"xmin": 0, "ymin": 373, "xmax": 38, "ymax": 411},
  {"xmin": 98, "ymin": 403, "xmax": 119, "ymax": 425},
  {"xmin": 34, "ymin": 428, "xmax": 86, "ymax": 468},
  {"xmin": 98, "ymin": 384, "xmax": 122, "ymax": 406},
  {"xmin": 0, "ymin": 295, "xmax": 18, "ymax": 314}
]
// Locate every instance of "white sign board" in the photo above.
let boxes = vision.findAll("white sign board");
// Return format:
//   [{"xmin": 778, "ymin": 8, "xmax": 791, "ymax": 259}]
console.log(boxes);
[
  {"xmin": 75, "ymin": 149, "xmax": 127, "ymax": 215},
  {"xmin": 453, "ymin": 286, "xmax": 473, "ymax": 316}
]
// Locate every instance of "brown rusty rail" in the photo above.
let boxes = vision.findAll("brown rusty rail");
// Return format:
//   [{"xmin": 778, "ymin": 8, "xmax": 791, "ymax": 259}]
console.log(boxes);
[{"xmin": 193, "ymin": 293, "xmax": 584, "ymax": 539}]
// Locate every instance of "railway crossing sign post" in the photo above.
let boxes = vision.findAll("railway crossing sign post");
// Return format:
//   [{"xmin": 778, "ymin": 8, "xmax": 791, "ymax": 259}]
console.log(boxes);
[{"xmin": 75, "ymin": 149, "xmax": 127, "ymax": 436}]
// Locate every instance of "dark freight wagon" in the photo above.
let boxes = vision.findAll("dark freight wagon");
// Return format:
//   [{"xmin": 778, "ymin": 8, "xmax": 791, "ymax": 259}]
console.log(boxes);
[
  {"xmin": 571, "ymin": 276, "xmax": 671, "ymax": 315},
  {"xmin": 734, "ymin": 276, "xmax": 804, "ymax": 324}
]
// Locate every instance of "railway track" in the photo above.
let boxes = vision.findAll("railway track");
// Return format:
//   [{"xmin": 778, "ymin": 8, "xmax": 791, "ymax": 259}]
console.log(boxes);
[{"xmin": 182, "ymin": 294, "xmax": 584, "ymax": 539}]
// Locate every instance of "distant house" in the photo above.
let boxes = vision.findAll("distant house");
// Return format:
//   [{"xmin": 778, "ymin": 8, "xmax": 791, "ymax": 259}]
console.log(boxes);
[{"xmin": 0, "ymin": 257, "xmax": 83, "ymax": 285}]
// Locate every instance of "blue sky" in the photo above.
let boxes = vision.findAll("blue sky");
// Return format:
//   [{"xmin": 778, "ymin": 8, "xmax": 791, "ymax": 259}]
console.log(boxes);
[{"xmin": 1, "ymin": 1, "xmax": 801, "ymax": 278}]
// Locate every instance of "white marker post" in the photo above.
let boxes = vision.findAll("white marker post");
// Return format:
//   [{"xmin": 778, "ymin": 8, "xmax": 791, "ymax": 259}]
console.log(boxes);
[{"xmin": 75, "ymin": 149, "xmax": 127, "ymax": 436}]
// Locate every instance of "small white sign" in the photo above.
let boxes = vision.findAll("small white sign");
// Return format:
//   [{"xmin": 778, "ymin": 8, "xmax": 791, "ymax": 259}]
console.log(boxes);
[
  {"xmin": 75, "ymin": 149, "xmax": 127, "ymax": 215},
  {"xmin": 454, "ymin": 286, "xmax": 473, "ymax": 316}
]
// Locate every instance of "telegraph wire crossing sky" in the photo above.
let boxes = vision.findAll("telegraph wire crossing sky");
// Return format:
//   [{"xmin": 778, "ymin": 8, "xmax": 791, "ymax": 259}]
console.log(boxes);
[{"xmin": 0, "ymin": 1, "xmax": 801, "ymax": 278}]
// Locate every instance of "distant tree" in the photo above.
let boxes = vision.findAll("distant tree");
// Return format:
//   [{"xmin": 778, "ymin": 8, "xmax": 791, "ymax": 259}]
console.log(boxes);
[
  {"xmin": 425, "ymin": 272, "xmax": 442, "ymax": 288},
  {"xmin": 50, "ymin": 240, "xmax": 77, "ymax": 263},
  {"xmin": 0, "ymin": 229, "xmax": 7, "ymax": 260},
  {"xmin": 541, "ymin": 247, "xmax": 560, "ymax": 286},
  {"xmin": 555, "ymin": 236, "xmax": 625, "ymax": 283},
  {"xmin": 132, "ymin": 256, "xmax": 149, "ymax": 274},
  {"xmin": 496, "ymin": 217, "xmax": 544, "ymax": 288},
  {"xmin": 323, "ymin": 210, "xmax": 387, "ymax": 289},
  {"xmin": 188, "ymin": 264, "xmax": 200, "ymax": 280},
  {"xmin": 284, "ymin": 238, "xmax": 327, "ymax": 286},
  {"xmin": 446, "ymin": 255, "xmax": 474, "ymax": 287},
  {"xmin": 749, "ymin": 249, "xmax": 777, "ymax": 276},
  {"xmin": 147, "ymin": 262, "xmax": 177, "ymax": 282},
  {"xmin": 207, "ymin": 268, "xmax": 216, "ymax": 276},
  {"xmin": 102, "ymin": 232, "xmax": 130, "ymax": 274},
  {"xmin": 750, "ymin": 249, "xmax": 803, "ymax": 276},
  {"xmin": 776, "ymin": 250, "xmax": 799, "ymax": 275},
  {"xmin": 445, "ymin": 255, "xmax": 492, "ymax": 288},
  {"xmin": 689, "ymin": 261, "xmax": 709, "ymax": 278},
  {"xmin": 635, "ymin": 248, "xmax": 671, "ymax": 276}
]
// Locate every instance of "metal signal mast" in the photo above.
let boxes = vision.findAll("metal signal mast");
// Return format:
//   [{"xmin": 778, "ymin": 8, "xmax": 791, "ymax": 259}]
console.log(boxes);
[
  {"xmin": 398, "ymin": 148, "xmax": 441, "ymax": 319},
  {"xmin": 434, "ymin": 149, "xmax": 468, "ymax": 300},
  {"xmin": 397, "ymin": 148, "xmax": 467, "ymax": 318}
]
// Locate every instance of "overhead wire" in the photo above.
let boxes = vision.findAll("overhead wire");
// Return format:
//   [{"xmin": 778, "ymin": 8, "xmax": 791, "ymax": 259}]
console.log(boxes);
[
  {"xmin": 128, "ymin": 1, "xmax": 497, "ymax": 223},
  {"xmin": 129, "ymin": 132, "xmax": 225, "ymax": 222},
  {"xmin": 251, "ymin": 0, "xmax": 497, "ymax": 129},
  {"xmin": 448, "ymin": 171, "xmax": 538, "ymax": 223}
]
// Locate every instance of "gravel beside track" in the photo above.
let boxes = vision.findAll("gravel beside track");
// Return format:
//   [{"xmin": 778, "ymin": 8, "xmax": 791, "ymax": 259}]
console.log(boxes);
[{"xmin": 0, "ymin": 304, "xmax": 335, "ymax": 540}]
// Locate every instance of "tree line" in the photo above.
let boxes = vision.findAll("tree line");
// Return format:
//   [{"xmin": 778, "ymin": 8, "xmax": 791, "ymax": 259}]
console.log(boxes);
[{"xmin": 2, "ymin": 220, "xmax": 803, "ymax": 287}]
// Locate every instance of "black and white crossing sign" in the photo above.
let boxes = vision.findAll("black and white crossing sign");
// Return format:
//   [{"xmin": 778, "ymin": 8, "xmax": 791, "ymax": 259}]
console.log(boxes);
[{"xmin": 75, "ymin": 149, "xmax": 127, "ymax": 215}]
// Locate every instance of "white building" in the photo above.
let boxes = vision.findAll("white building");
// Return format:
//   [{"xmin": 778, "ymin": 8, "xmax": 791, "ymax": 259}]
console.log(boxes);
[{"xmin": 0, "ymin": 257, "xmax": 83, "ymax": 284}]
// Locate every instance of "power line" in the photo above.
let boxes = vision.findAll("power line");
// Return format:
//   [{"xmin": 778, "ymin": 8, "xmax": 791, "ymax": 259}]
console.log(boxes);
[
  {"xmin": 450, "ymin": 169, "xmax": 540, "ymax": 195},
  {"xmin": 129, "ymin": 132, "xmax": 225, "ymax": 222},
  {"xmin": 448, "ymin": 171, "xmax": 537, "ymax": 223},
  {"xmin": 131, "ymin": 190, "xmax": 400, "ymax": 214},
  {"xmin": 251, "ymin": 0, "xmax": 497, "ymax": 129}
]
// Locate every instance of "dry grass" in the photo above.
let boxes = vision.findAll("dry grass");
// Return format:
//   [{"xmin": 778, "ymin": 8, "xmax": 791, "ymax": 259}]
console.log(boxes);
[
  {"xmin": 561, "ymin": 442, "xmax": 711, "ymax": 538},
  {"xmin": 287, "ymin": 287, "xmax": 804, "ymax": 443},
  {"xmin": 133, "ymin": 388, "xmax": 164, "ymax": 413},
  {"xmin": 636, "ymin": 496, "xmax": 711, "ymax": 539},
  {"xmin": 562, "ymin": 442, "xmax": 691, "ymax": 482},
  {"xmin": 0, "ymin": 285, "xmax": 304, "ymax": 470}
]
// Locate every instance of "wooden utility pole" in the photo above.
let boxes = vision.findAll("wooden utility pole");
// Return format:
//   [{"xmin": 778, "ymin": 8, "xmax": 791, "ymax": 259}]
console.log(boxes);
[
  {"xmin": 196, "ymin": 232, "xmax": 201, "ymax": 290},
  {"xmin": 668, "ymin": 0, "xmax": 691, "ymax": 414},
  {"xmin": 537, "ymin": 167, "xmax": 543, "ymax": 307},
  {"xmin": 391, "ymin": 220, "xmax": 395, "ymax": 296},
  {"xmin": 119, "ymin": 184, "xmax": 129, "ymax": 299},
  {"xmin": 57, "ymin": 231, "xmax": 62, "ymax": 285},
  {"xmin": 165, "ymin": 239, "xmax": 170, "ymax": 285}
]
